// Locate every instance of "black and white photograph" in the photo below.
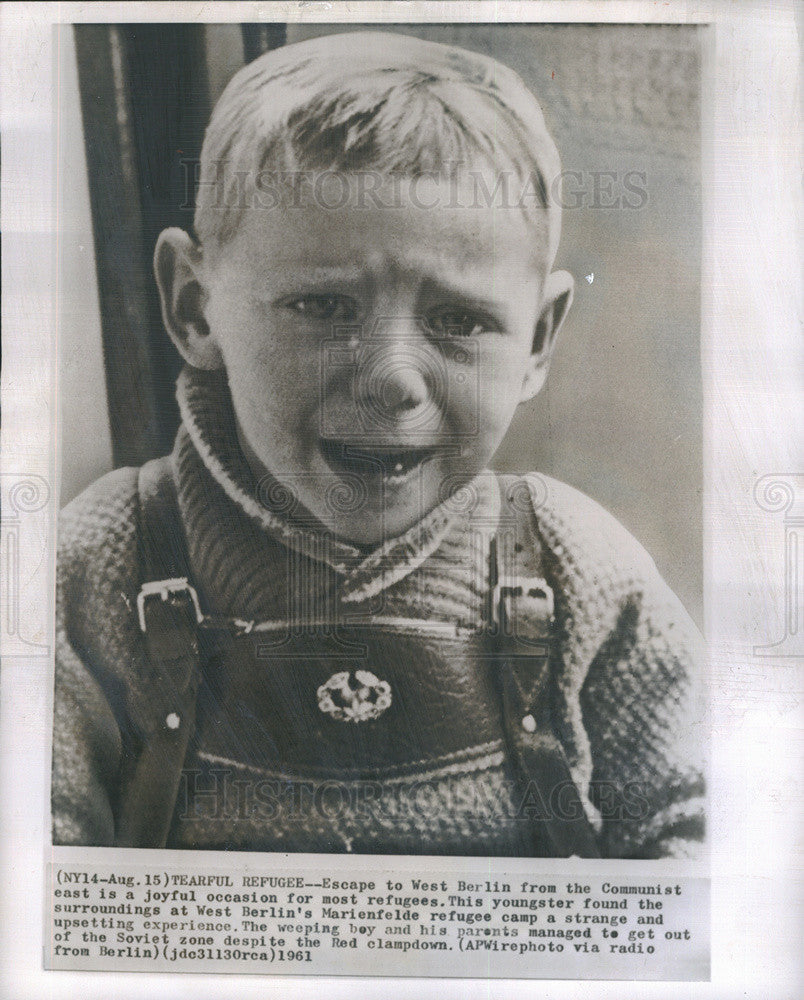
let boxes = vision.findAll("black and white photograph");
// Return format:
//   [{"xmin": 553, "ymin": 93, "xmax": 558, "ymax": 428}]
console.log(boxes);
[
  {"xmin": 0, "ymin": 1, "xmax": 800, "ymax": 996},
  {"xmin": 54, "ymin": 21, "xmax": 705, "ymax": 860}
]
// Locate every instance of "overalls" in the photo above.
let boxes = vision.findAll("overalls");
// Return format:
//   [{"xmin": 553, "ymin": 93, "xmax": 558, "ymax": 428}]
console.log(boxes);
[{"xmin": 117, "ymin": 459, "xmax": 600, "ymax": 857}]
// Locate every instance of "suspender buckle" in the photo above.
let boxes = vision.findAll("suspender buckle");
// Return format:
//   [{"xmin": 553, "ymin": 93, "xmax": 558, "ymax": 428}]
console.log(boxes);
[
  {"xmin": 492, "ymin": 574, "xmax": 555, "ymax": 631},
  {"xmin": 136, "ymin": 577, "xmax": 204, "ymax": 633}
]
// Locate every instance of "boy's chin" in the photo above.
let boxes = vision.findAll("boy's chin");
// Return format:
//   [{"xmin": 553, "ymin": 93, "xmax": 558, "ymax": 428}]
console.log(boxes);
[
  {"xmin": 321, "ymin": 503, "xmax": 432, "ymax": 549},
  {"xmin": 315, "ymin": 467, "xmax": 483, "ymax": 546},
  {"xmin": 309, "ymin": 444, "xmax": 460, "ymax": 546}
]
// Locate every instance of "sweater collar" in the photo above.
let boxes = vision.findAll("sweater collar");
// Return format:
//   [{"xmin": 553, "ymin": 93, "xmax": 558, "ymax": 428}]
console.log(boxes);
[{"xmin": 175, "ymin": 366, "xmax": 501, "ymax": 604}]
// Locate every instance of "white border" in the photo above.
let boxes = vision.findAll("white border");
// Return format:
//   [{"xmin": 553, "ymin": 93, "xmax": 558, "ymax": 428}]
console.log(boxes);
[{"xmin": 2, "ymin": 2, "xmax": 801, "ymax": 998}]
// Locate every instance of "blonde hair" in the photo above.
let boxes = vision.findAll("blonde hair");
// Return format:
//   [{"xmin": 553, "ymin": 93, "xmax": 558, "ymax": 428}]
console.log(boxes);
[{"xmin": 195, "ymin": 31, "xmax": 562, "ymax": 260}]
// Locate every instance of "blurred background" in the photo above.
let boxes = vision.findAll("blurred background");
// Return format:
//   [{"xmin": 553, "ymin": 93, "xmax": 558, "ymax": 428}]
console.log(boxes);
[{"xmin": 59, "ymin": 22, "xmax": 703, "ymax": 624}]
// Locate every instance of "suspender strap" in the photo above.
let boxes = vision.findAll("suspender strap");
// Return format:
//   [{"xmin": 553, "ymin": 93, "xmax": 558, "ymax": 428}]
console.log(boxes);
[
  {"xmin": 116, "ymin": 458, "xmax": 202, "ymax": 849},
  {"xmin": 493, "ymin": 630, "xmax": 601, "ymax": 858},
  {"xmin": 493, "ymin": 476, "xmax": 601, "ymax": 858}
]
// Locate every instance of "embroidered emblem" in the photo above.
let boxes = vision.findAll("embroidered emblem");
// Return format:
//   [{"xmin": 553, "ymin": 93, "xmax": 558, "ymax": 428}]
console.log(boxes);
[{"xmin": 317, "ymin": 670, "xmax": 392, "ymax": 723}]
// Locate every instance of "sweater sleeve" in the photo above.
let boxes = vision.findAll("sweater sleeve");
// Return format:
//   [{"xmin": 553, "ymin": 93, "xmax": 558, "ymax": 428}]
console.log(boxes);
[
  {"xmin": 530, "ymin": 474, "xmax": 706, "ymax": 860},
  {"xmin": 579, "ymin": 576, "xmax": 706, "ymax": 859},
  {"xmin": 52, "ymin": 467, "xmax": 142, "ymax": 846}
]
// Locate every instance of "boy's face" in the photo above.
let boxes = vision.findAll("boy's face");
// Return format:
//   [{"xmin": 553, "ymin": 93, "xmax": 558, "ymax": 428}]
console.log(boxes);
[{"xmin": 160, "ymin": 171, "xmax": 572, "ymax": 545}]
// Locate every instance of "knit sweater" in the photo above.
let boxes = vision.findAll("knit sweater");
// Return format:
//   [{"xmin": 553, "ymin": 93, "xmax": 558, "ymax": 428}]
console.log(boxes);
[{"xmin": 52, "ymin": 368, "xmax": 705, "ymax": 858}]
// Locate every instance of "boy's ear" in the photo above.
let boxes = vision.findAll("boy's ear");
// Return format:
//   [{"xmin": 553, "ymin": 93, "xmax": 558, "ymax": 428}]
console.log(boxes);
[
  {"xmin": 154, "ymin": 228, "xmax": 223, "ymax": 370},
  {"xmin": 520, "ymin": 269, "xmax": 574, "ymax": 401}
]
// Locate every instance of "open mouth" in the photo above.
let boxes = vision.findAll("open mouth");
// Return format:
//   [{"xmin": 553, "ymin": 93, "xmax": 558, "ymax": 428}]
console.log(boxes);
[{"xmin": 319, "ymin": 440, "xmax": 436, "ymax": 483}]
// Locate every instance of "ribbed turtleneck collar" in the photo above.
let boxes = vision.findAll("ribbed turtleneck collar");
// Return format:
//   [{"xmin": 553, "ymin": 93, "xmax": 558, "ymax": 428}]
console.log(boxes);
[{"xmin": 174, "ymin": 366, "xmax": 501, "ymax": 607}]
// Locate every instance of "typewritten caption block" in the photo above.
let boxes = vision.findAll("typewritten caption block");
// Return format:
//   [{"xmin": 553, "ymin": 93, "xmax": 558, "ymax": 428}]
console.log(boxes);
[{"xmin": 45, "ymin": 854, "xmax": 709, "ymax": 980}]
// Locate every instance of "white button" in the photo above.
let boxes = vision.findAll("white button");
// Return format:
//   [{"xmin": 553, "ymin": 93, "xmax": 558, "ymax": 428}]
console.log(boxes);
[
  {"xmin": 521, "ymin": 714, "xmax": 537, "ymax": 733},
  {"xmin": 165, "ymin": 712, "xmax": 181, "ymax": 730}
]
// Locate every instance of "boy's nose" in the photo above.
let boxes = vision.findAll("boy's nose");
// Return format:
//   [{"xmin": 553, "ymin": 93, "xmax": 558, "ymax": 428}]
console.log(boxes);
[
  {"xmin": 357, "ymin": 342, "xmax": 430, "ymax": 420},
  {"xmin": 354, "ymin": 322, "xmax": 440, "ymax": 428}
]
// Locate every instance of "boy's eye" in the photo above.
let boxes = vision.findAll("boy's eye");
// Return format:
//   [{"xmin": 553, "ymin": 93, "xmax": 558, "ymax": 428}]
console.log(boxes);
[
  {"xmin": 427, "ymin": 309, "xmax": 493, "ymax": 338},
  {"xmin": 283, "ymin": 295, "xmax": 358, "ymax": 322}
]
